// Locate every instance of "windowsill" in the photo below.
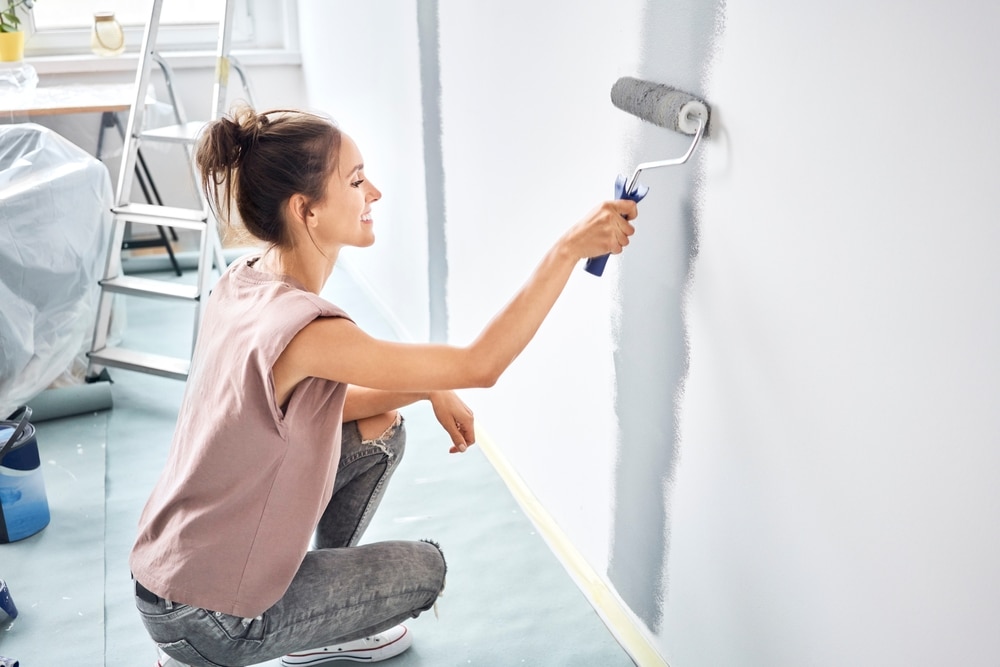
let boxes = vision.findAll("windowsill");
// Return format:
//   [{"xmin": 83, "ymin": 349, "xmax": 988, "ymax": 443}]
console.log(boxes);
[{"xmin": 25, "ymin": 48, "xmax": 301, "ymax": 76}]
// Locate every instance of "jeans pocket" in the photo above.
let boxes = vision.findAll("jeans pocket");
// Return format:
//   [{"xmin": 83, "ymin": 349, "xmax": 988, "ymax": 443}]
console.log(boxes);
[
  {"xmin": 208, "ymin": 609, "xmax": 267, "ymax": 642},
  {"xmin": 138, "ymin": 601, "xmax": 203, "ymax": 641}
]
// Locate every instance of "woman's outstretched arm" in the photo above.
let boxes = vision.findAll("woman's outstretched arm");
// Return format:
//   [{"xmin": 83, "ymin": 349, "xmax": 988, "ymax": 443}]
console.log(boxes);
[{"xmin": 275, "ymin": 199, "xmax": 637, "ymax": 397}]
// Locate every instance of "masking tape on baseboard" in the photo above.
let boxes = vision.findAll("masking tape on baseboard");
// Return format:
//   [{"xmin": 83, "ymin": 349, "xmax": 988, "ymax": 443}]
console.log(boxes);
[{"xmin": 474, "ymin": 427, "xmax": 667, "ymax": 667}]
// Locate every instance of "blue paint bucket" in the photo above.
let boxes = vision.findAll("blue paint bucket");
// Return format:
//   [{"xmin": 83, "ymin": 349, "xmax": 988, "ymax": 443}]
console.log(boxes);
[
  {"xmin": 0, "ymin": 406, "xmax": 50, "ymax": 543},
  {"xmin": 0, "ymin": 578, "xmax": 16, "ymax": 622}
]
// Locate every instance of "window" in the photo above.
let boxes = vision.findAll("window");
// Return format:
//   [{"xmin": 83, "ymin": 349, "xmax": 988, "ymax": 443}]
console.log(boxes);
[
  {"xmin": 24, "ymin": 0, "xmax": 293, "ymax": 58},
  {"xmin": 32, "ymin": 0, "xmax": 231, "ymax": 30}
]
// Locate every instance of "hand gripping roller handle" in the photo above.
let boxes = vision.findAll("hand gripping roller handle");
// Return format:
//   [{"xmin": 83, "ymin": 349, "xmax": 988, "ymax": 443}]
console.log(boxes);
[{"xmin": 585, "ymin": 77, "xmax": 710, "ymax": 277}]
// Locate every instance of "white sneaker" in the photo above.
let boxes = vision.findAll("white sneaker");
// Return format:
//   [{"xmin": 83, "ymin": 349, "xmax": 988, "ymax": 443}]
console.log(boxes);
[
  {"xmin": 281, "ymin": 624, "xmax": 412, "ymax": 664},
  {"xmin": 155, "ymin": 647, "xmax": 191, "ymax": 667}
]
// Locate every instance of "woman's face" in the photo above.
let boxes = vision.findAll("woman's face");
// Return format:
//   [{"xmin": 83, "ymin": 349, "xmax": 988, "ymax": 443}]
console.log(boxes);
[{"xmin": 309, "ymin": 133, "xmax": 382, "ymax": 249}]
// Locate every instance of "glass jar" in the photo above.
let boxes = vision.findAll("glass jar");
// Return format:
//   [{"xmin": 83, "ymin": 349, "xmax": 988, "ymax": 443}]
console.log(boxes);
[{"xmin": 91, "ymin": 12, "xmax": 125, "ymax": 57}]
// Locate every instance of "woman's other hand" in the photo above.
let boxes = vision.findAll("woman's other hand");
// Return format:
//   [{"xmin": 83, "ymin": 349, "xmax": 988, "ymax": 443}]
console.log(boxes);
[{"xmin": 429, "ymin": 391, "xmax": 476, "ymax": 453}]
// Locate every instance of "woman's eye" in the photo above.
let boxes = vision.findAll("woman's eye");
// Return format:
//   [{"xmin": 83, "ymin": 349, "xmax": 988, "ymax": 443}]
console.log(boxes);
[{"xmin": 351, "ymin": 179, "xmax": 365, "ymax": 188}]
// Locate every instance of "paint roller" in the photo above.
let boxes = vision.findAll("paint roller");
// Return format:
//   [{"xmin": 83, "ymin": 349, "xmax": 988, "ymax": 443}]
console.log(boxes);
[{"xmin": 585, "ymin": 76, "xmax": 711, "ymax": 276}]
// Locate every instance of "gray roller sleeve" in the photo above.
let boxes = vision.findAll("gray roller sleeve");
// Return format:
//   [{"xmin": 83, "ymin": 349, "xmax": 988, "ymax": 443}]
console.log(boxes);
[{"xmin": 610, "ymin": 76, "xmax": 709, "ymax": 135}]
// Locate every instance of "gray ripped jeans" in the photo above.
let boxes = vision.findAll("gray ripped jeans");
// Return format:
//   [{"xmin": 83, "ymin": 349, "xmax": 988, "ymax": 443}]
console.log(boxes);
[{"xmin": 135, "ymin": 415, "xmax": 447, "ymax": 667}]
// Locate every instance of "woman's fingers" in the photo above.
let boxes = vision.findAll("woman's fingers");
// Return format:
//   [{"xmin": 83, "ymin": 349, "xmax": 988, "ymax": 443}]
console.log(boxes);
[
  {"xmin": 615, "ymin": 199, "xmax": 639, "ymax": 221},
  {"xmin": 603, "ymin": 201, "xmax": 636, "ymax": 255},
  {"xmin": 564, "ymin": 200, "xmax": 639, "ymax": 260}
]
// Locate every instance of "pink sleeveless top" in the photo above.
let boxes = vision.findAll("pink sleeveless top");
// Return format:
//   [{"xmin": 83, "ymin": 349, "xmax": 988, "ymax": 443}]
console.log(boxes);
[{"xmin": 130, "ymin": 255, "xmax": 351, "ymax": 617}]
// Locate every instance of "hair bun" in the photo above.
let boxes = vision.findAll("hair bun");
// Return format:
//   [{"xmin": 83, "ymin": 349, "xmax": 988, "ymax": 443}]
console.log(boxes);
[
  {"xmin": 195, "ymin": 104, "xmax": 342, "ymax": 245},
  {"xmin": 232, "ymin": 106, "xmax": 266, "ymax": 163}
]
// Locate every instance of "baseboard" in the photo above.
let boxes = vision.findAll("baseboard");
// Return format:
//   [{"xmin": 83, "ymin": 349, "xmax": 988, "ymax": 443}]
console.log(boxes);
[{"xmin": 474, "ymin": 427, "xmax": 667, "ymax": 667}]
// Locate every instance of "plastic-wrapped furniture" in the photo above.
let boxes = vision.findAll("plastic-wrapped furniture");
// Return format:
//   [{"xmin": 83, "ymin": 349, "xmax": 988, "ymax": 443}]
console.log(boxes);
[{"xmin": 0, "ymin": 123, "xmax": 114, "ymax": 416}]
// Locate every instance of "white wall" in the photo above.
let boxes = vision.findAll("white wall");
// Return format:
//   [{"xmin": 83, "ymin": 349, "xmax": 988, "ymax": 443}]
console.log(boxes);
[
  {"xmin": 298, "ymin": 0, "xmax": 430, "ymax": 341},
  {"xmin": 663, "ymin": 1, "xmax": 1000, "ymax": 665},
  {"xmin": 437, "ymin": 0, "xmax": 645, "ymax": 574}
]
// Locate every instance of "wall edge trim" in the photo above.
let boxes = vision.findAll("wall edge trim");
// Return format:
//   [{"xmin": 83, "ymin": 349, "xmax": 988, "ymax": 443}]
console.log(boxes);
[{"xmin": 475, "ymin": 426, "xmax": 668, "ymax": 667}]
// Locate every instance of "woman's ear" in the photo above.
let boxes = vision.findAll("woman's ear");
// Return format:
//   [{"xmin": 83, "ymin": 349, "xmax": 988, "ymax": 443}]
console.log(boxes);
[{"xmin": 286, "ymin": 193, "xmax": 312, "ymax": 225}]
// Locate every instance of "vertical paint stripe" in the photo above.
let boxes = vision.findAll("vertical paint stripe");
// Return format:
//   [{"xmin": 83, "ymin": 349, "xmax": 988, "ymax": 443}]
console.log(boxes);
[
  {"xmin": 608, "ymin": 0, "xmax": 724, "ymax": 634},
  {"xmin": 416, "ymin": 0, "xmax": 449, "ymax": 342}
]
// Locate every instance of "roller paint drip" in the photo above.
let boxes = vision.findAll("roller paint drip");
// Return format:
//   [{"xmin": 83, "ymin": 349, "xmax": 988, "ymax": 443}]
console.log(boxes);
[{"xmin": 585, "ymin": 77, "xmax": 711, "ymax": 276}]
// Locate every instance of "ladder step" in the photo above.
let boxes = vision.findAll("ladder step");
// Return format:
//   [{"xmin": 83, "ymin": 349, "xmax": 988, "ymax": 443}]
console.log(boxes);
[
  {"xmin": 100, "ymin": 275, "xmax": 200, "ymax": 301},
  {"xmin": 140, "ymin": 121, "xmax": 208, "ymax": 145},
  {"xmin": 88, "ymin": 347, "xmax": 189, "ymax": 380},
  {"xmin": 114, "ymin": 203, "xmax": 208, "ymax": 230}
]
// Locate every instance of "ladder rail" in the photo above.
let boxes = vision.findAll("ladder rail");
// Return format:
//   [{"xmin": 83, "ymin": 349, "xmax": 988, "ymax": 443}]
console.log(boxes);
[
  {"xmin": 229, "ymin": 57, "xmax": 257, "ymax": 109},
  {"xmin": 87, "ymin": 0, "xmax": 243, "ymax": 383},
  {"xmin": 88, "ymin": 218, "xmax": 129, "ymax": 357},
  {"xmin": 212, "ymin": 0, "xmax": 238, "ymax": 120},
  {"xmin": 113, "ymin": 0, "xmax": 164, "ymax": 209},
  {"xmin": 150, "ymin": 48, "xmax": 214, "ymax": 258},
  {"xmin": 151, "ymin": 52, "xmax": 188, "ymax": 128}
]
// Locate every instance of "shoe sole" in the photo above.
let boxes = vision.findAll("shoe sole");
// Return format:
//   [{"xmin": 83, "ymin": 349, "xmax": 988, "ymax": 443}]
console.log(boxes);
[{"xmin": 281, "ymin": 626, "xmax": 411, "ymax": 665}]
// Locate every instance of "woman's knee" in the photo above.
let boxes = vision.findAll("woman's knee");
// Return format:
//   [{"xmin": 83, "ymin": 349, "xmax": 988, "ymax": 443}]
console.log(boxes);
[
  {"xmin": 419, "ymin": 539, "xmax": 447, "ymax": 582},
  {"xmin": 414, "ymin": 539, "xmax": 447, "ymax": 611},
  {"xmin": 356, "ymin": 410, "xmax": 402, "ymax": 443}
]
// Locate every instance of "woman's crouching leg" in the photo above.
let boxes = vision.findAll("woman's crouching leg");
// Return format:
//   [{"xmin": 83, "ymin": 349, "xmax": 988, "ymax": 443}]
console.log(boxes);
[{"xmin": 258, "ymin": 539, "xmax": 447, "ymax": 660}]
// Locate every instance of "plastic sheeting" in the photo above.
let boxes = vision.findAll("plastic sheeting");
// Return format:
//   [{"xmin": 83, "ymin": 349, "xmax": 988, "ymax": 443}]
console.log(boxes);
[{"xmin": 0, "ymin": 123, "xmax": 114, "ymax": 417}]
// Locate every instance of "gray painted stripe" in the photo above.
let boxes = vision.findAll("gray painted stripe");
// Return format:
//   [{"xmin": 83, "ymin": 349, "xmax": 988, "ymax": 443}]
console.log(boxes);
[
  {"xmin": 417, "ymin": 0, "xmax": 449, "ymax": 342},
  {"xmin": 607, "ymin": 0, "xmax": 725, "ymax": 633}
]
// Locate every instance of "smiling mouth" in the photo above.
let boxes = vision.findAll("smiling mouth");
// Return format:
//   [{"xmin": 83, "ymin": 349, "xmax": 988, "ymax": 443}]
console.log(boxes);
[{"xmin": 361, "ymin": 213, "xmax": 373, "ymax": 224}]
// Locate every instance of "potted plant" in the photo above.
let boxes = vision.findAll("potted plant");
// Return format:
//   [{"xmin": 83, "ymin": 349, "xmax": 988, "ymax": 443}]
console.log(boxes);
[{"xmin": 0, "ymin": 0, "xmax": 35, "ymax": 62}]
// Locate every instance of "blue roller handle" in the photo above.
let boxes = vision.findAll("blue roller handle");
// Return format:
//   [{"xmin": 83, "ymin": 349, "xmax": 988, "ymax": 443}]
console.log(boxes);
[{"xmin": 584, "ymin": 173, "xmax": 649, "ymax": 276}]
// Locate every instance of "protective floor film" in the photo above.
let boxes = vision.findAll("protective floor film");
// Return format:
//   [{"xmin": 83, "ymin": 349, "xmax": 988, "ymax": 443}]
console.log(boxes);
[{"xmin": 0, "ymin": 266, "xmax": 634, "ymax": 666}]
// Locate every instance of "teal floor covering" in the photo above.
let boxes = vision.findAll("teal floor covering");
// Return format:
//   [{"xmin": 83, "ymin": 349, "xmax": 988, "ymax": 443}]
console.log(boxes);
[{"xmin": 0, "ymin": 265, "xmax": 633, "ymax": 666}]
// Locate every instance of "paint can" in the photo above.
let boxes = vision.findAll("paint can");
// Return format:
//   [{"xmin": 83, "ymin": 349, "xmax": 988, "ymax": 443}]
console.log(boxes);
[
  {"xmin": 0, "ymin": 578, "xmax": 17, "ymax": 623},
  {"xmin": 0, "ymin": 406, "xmax": 50, "ymax": 543}
]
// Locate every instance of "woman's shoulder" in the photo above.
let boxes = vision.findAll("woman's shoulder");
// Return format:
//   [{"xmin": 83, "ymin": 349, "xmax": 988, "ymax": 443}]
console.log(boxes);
[{"xmin": 223, "ymin": 253, "xmax": 351, "ymax": 321}]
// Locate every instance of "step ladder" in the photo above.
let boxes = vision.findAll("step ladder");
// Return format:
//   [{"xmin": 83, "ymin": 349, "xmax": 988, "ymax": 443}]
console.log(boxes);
[{"xmin": 87, "ymin": 0, "xmax": 243, "ymax": 381}]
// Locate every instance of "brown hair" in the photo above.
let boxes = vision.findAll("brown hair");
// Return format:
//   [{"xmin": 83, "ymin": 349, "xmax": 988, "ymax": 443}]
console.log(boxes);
[{"xmin": 195, "ymin": 106, "xmax": 343, "ymax": 246}]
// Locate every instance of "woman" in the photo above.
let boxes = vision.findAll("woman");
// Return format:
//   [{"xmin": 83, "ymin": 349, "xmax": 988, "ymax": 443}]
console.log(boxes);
[{"xmin": 130, "ymin": 106, "xmax": 637, "ymax": 667}]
